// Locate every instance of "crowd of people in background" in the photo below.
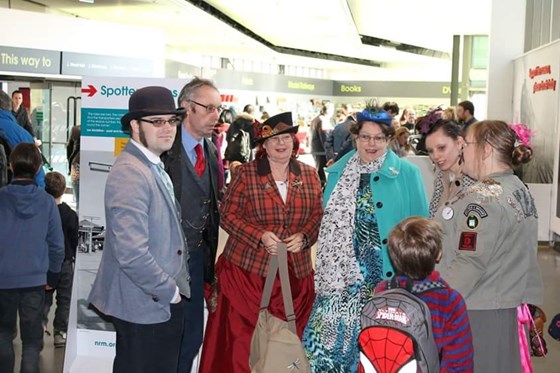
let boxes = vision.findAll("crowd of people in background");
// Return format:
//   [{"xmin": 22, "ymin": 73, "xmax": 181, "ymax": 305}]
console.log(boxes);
[{"xmin": 0, "ymin": 80, "xmax": 546, "ymax": 373}]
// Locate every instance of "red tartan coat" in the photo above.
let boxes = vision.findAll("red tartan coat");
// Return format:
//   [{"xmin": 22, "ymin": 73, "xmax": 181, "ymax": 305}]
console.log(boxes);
[{"xmin": 220, "ymin": 157, "xmax": 323, "ymax": 279}]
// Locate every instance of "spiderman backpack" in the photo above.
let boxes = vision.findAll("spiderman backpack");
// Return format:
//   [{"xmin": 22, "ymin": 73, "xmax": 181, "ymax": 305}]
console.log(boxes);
[{"xmin": 358, "ymin": 278, "xmax": 444, "ymax": 373}]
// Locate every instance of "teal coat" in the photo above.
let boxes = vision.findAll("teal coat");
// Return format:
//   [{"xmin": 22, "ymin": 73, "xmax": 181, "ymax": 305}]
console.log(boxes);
[{"xmin": 323, "ymin": 150, "xmax": 429, "ymax": 279}]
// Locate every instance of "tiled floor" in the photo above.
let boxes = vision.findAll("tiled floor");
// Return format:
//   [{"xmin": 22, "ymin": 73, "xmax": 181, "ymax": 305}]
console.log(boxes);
[{"xmin": 12, "ymin": 193, "xmax": 560, "ymax": 373}]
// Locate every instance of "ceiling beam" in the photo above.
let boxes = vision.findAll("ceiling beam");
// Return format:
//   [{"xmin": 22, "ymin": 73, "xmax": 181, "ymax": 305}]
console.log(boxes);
[{"xmin": 360, "ymin": 35, "xmax": 450, "ymax": 59}]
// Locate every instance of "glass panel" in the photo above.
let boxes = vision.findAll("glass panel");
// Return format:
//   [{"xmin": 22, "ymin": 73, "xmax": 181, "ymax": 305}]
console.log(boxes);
[
  {"xmin": 29, "ymin": 83, "xmax": 51, "ymax": 161},
  {"xmin": 553, "ymin": 0, "xmax": 560, "ymax": 41},
  {"xmin": 49, "ymin": 83, "xmax": 81, "ymax": 182},
  {"xmin": 542, "ymin": 0, "xmax": 552, "ymax": 44},
  {"xmin": 471, "ymin": 36, "xmax": 489, "ymax": 70}
]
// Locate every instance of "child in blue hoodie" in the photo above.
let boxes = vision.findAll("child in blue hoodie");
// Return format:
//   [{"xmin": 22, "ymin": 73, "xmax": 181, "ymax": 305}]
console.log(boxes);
[{"xmin": 0, "ymin": 143, "xmax": 64, "ymax": 373}]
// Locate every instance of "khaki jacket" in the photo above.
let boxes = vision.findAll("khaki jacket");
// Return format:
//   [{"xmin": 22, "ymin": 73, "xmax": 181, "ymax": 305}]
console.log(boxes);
[{"xmin": 437, "ymin": 170, "xmax": 543, "ymax": 310}]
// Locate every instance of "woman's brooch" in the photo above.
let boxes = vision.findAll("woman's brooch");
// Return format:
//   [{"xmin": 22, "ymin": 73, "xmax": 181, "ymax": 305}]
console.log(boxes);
[{"xmin": 292, "ymin": 179, "xmax": 303, "ymax": 188}]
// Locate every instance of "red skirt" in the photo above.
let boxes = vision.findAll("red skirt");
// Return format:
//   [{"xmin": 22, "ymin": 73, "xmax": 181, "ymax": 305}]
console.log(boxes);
[{"xmin": 199, "ymin": 255, "xmax": 315, "ymax": 373}]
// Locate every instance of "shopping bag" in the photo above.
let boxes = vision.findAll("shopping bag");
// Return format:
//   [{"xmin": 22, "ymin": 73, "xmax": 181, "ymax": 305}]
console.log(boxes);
[{"xmin": 249, "ymin": 243, "xmax": 310, "ymax": 373}]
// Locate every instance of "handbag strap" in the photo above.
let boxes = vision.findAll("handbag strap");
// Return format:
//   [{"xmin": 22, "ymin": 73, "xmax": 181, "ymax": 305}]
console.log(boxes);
[{"xmin": 259, "ymin": 243, "xmax": 297, "ymax": 334}]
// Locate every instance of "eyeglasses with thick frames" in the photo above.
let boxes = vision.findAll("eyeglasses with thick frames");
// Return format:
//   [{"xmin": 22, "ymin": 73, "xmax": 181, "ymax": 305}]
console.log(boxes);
[
  {"xmin": 357, "ymin": 134, "xmax": 387, "ymax": 144},
  {"xmin": 138, "ymin": 117, "xmax": 181, "ymax": 127},
  {"xmin": 188, "ymin": 100, "xmax": 224, "ymax": 114}
]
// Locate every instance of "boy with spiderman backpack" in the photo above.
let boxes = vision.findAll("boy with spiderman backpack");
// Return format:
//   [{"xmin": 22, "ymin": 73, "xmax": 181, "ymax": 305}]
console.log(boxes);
[{"xmin": 359, "ymin": 217, "xmax": 473, "ymax": 373}]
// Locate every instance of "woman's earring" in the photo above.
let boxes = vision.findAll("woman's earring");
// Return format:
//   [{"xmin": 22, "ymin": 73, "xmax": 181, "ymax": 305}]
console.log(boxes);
[{"xmin": 458, "ymin": 149, "xmax": 464, "ymax": 166}]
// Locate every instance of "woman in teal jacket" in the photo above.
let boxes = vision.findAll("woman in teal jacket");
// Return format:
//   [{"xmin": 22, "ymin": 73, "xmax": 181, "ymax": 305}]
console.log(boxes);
[{"xmin": 303, "ymin": 107, "xmax": 428, "ymax": 372}]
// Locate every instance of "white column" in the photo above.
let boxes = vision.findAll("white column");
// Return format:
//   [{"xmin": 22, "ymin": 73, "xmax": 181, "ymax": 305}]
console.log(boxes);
[{"xmin": 486, "ymin": 0, "xmax": 526, "ymax": 121}]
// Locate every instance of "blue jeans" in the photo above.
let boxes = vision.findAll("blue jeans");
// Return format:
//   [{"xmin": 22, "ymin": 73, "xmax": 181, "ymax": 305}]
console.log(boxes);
[{"xmin": 0, "ymin": 288, "xmax": 45, "ymax": 373}]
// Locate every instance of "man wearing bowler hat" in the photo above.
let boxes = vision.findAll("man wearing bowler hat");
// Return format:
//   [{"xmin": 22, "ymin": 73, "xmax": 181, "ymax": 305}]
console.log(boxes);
[
  {"xmin": 162, "ymin": 77, "xmax": 221, "ymax": 373},
  {"xmin": 88, "ymin": 86, "xmax": 191, "ymax": 373}
]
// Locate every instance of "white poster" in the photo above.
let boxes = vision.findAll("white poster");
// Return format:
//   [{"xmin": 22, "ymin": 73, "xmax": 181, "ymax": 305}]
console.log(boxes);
[
  {"xmin": 513, "ymin": 40, "xmax": 560, "ymax": 236},
  {"xmin": 512, "ymin": 40, "xmax": 560, "ymax": 184}
]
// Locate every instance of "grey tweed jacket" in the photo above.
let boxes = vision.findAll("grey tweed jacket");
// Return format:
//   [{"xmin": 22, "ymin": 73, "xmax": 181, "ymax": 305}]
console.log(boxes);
[{"xmin": 88, "ymin": 142, "xmax": 190, "ymax": 324}]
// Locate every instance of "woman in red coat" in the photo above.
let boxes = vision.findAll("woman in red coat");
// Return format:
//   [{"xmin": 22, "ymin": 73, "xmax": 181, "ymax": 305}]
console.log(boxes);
[{"xmin": 199, "ymin": 112, "xmax": 323, "ymax": 373}]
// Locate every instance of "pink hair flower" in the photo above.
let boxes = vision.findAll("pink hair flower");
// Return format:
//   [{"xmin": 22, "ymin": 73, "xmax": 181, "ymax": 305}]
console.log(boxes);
[{"xmin": 509, "ymin": 123, "xmax": 535, "ymax": 148}]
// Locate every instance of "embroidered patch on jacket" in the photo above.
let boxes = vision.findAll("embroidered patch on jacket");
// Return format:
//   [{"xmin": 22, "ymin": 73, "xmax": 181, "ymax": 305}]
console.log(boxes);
[
  {"xmin": 512, "ymin": 188, "xmax": 538, "ymax": 218},
  {"xmin": 466, "ymin": 215, "xmax": 479, "ymax": 229},
  {"xmin": 463, "ymin": 203, "xmax": 488, "ymax": 218},
  {"xmin": 459, "ymin": 232, "xmax": 477, "ymax": 251}
]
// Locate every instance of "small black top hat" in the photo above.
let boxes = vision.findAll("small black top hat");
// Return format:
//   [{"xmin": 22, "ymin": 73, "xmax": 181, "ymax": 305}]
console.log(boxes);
[
  {"xmin": 255, "ymin": 112, "xmax": 298, "ymax": 143},
  {"xmin": 121, "ymin": 86, "xmax": 184, "ymax": 132}
]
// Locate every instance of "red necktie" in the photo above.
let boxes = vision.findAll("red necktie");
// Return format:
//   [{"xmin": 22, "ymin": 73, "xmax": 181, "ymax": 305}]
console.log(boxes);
[{"xmin": 194, "ymin": 144, "xmax": 206, "ymax": 176}]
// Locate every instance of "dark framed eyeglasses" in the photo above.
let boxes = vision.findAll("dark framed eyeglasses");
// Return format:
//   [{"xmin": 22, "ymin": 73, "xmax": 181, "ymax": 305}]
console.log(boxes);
[
  {"xmin": 188, "ymin": 99, "xmax": 224, "ymax": 114},
  {"xmin": 138, "ymin": 117, "xmax": 181, "ymax": 127}
]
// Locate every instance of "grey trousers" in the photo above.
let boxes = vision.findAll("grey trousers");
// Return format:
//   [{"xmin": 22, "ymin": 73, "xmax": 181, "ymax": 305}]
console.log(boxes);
[{"xmin": 468, "ymin": 308, "xmax": 522, "ymax": 373}]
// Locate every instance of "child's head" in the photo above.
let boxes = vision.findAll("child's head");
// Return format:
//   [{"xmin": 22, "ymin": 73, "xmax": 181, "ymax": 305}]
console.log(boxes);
[
  {"xmin": 9, "ymin": 143, "xmax": 42, "ymax": 179},
  {"xmin": 45, "ymin": 171, "xmax": 67, "ymax": 199},
  {"xmin": 388, "ymin": 217, "xmax": 443, "ymax": 280}
]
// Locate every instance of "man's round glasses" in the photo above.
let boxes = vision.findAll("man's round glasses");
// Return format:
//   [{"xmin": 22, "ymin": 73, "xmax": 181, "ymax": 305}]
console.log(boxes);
[
  {"xmin": 188, "ymin": 99, "xmax": 224, "ymax": 114},
  {"xmin": 357, "ymin": 134, "xmax": 386, "ymax": 144},
  {"xmin": 139, "ymin": 117, "xmax": 181, "ymax": 127}
]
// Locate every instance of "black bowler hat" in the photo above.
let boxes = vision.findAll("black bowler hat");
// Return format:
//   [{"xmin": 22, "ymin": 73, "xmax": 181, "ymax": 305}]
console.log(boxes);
[
  {"xmin": 121, "ymin": 86, "xmax": 184, "ymax": 132},
  {"xmin": 255, "ymin": 112, "xmax": 298, "ymax": 143}
]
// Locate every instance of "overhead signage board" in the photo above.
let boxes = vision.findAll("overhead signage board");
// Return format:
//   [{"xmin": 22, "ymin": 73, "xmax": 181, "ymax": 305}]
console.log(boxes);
[
  {"xmin": 166, "ymin": 60, "xmax": 201, "ymax": 79},
  {"xmin": 212, "ymin": 69, "xmax": 333, "ymax": 96},
  {"xmin": 334, "ymin": 80, "xmax": 451, "ymax": 98},
  {"xmin": 62, "ymin": 52, "xmax": 156, "ymax": 77},
  {"xmin": 0, "ymin": 46, "xmax": 60, "ymax": 74}
]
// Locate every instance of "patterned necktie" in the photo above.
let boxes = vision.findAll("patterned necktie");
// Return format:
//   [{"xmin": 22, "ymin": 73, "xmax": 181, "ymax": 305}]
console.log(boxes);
[
  {"xmin": 194, "ymin": 144, "xmax": 206, "ymax": 177},
  {"xmin": 157, "ymin": 163, "xmax": 176, "ymax": 205}
]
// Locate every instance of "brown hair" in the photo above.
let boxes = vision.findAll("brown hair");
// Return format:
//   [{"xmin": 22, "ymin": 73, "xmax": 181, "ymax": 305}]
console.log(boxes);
[
  {"xmin": 45, "ymin": 171, "xmax": 67, "ymax": 199},
  {"xmin": 388, "ymin": 217, "xmax": 443, "ymax": 280},
  {"xmin": 466, "ymin": 120, "xmax": 534, "ymax": 167},
  {"xmin": 350, "ymin": 119, "xmax": 395, "ymax": 138},
  {"xmin": 9, "ymin": 143, "xmax": 42, "ymax": 179},
  {"xmin": 177, "ymin": 76, "xmax": 218, "ymax": 106}
]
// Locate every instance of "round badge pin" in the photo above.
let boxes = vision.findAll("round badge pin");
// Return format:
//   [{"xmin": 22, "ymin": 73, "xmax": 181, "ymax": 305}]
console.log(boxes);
[{"xmin": 442, "ymin": 206, "xmax": 454, "ymax": 220}]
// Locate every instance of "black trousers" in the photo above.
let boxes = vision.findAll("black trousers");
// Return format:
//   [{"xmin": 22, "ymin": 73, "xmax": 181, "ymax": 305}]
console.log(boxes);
[
  {"xmin": 313, "ymin": 154, "xmax": 327, "ymax": 187},
  {"xmin": 112, "ymin": 300, "xmax": 184, "ymax": 373},
  {"xmin": 43, "ymin": 259, "xmax": 74, "ymax": 332},
  {"xmin": 177, "ymin": 249, "xmax": 204, "ymax": 373}
]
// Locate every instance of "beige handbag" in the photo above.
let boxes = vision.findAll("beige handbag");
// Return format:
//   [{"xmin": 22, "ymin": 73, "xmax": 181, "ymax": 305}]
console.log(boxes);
[{"xmin": 249, "ymin": 243, "xmax": 311, "ymax": 373}]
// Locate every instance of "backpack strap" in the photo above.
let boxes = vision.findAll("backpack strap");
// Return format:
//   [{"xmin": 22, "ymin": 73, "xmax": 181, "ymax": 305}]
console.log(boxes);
[
  {"xmin": 389, "ymin": 276, "xmax": 414, "ymax": 291},
  {"xmin": 259, "ymin": 243, "xmax": 297, "ymax": 334}
]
